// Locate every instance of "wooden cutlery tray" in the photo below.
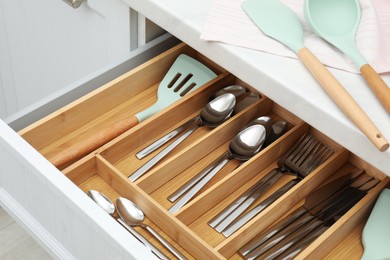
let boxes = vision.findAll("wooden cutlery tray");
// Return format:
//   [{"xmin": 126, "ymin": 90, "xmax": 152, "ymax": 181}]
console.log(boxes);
[{"xmin": 19, "ymin": 43, "xmax": 389, "ymax": 259}]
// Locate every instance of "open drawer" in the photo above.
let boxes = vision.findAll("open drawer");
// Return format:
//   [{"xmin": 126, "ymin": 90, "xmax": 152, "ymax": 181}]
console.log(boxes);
[{"xmin": 5, "ymin": 42, "xmax": 390, "ymax": 259}]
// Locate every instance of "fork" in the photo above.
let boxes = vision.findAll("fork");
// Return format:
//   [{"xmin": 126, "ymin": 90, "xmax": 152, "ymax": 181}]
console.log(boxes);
[{"xmin": 211, "ymin": 134, "xmax": 334, "ymax": 237}]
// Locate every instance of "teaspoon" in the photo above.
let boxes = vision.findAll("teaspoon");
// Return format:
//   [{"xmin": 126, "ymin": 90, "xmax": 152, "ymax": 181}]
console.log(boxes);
[
  {"xmin": 116, "ymin": 197, "xmax": 187, "ymax": 260},
  {"xmin": 86, "ymin": 190, "xmax": 168, "ymax": 260}
]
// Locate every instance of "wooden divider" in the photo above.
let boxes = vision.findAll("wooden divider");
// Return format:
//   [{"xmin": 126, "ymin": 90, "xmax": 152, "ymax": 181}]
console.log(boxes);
[{"xmin": 20, "ymin": 42, "xmax": 390, "ymax": 259}]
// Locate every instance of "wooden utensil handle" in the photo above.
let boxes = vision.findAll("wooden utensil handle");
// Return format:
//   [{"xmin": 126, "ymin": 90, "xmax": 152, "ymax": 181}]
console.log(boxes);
[
  {"xmin": 297, "ymin": 47, "xmax": 388, "ymax": 152},
  {"xmin": 51, "ymin": 115, "xmax": 139, "ymax": 168},
  {"xmin": 360, "ymin": 64, "xmax": 390, "ymax": 114}
]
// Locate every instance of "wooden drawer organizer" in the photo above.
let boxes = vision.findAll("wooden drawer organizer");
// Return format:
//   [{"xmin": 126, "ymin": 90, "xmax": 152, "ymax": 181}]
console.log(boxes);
[{"xmin": 19, "ymin": 43, "xmax": 389, "ymax": 259}]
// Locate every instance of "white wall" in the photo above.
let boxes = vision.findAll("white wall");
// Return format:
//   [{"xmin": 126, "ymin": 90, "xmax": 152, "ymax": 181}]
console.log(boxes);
[{"xmin": 0, "ymin": 0, "xmax": 131, "ymax": 119}]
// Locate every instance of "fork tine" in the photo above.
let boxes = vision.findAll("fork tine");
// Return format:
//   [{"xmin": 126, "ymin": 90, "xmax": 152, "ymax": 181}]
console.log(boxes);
[
  {"xmin": 305, "ymin": 146, "xmax": 334, "ymax": 174},
  {"xmin": 294, "ymin": 137, "xmax": 320, "ymax": 167},
  {"xmin": 285, "ymin": 134, "xmax": 312, "ymax": 163},
  {"xmin": 283, "ymin": 135, "xmax": 307, "ymax": 161}
]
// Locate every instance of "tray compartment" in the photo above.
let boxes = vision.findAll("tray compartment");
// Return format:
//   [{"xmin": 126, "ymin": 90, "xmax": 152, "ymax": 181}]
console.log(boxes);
[
  {"xmin": 223, "ymin": 156, "xmax": 388, "ymax": 259},
  {"xmin": 99, "ymin": 75, "xmax": 263, "ymax": 187},
  {"xmin": 63, "ymin": 155, "xmax": 224, "ymax": 260},
  {"xmin": 18, "ymin": 43, "xmax": 390, "ymax": 259},
  {"xmin": 141, "ymin": 97, "xmax": 274, "ymax": 199},
  {"xmin": 19, "ymin": 43, "xmax": 226, "ymax": 169}
]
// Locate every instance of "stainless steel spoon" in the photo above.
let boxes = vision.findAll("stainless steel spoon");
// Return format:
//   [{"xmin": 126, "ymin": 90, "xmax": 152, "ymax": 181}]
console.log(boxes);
[
  {"xmin": 208, "ymin": 120, "xmax": 288, "ymax": 232},
  {"xmin": 169, "ymin": 124, "xmax": 266, "ymax": 213},
  {"xmin": 116, "ymin": 197, "xmax": 187, "ymax": 260},
  {"xmin": 86, "ymin": 190, "xmax": 168, "ymax": 259},
  {"xmin": 167, "ymin": 116, "xmax": 272, "ymax": 203},
  {"xmin": 129, "ymin": 93, "xmax": 236, "ymax": 181},
  {"xmin": 136, "ymin": 85, "xmax": 247, "ymax": 159}
]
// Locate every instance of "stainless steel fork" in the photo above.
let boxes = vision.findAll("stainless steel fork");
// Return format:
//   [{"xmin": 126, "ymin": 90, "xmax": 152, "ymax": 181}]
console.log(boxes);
[{"xmin": 210, "ymin": 134, "xmax": 334, "ymax": 237}]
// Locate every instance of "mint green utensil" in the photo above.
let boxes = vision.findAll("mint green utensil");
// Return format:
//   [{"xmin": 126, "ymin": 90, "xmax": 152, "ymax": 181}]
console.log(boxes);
[
  {"xmin": 304, "ymin": 0, "xmax": 390, "ymax": 114},
  {"xmin": 242, "ymin": 0, "xmax": 388, "ymax": 152},
  {"xmin": 51, "ymin": 54, "xmax": 218, "ymax": 168},
  {"xmin": 361, "ymin": 188, "xmax": 390, "ymax": 260}
]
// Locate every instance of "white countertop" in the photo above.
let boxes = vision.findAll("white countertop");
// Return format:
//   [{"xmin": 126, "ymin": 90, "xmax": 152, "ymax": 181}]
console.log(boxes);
[{"xmin": 123, "ymin": 0, "xmax": 390, "ymax": 176}]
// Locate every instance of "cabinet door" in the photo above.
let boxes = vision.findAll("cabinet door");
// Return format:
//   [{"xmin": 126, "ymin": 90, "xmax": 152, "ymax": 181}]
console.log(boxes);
[{"xmin": 0, "ymin": 0, "xmax": 131, "ymax": 119}]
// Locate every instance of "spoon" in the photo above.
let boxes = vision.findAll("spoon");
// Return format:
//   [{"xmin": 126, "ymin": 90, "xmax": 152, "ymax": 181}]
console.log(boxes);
[
  {"xmin": 169, "ymin": 124, "xmax": 266, "ymax": 213},
  {"xmin": 86, "ymin": 190, "xmax": 168, "ymax": 259},
  {"xmin": 208, "ymin": 120, "xmax": 288, "ymax": 231},
  {"xmin": 116, "ymin": 197, "xmax": 187, "ymax": 260},
  {"xmin": 167, "ymin": 116, "xmax": 272, "ymax": 203},
  {"xmin": 136, "ymin": 85, "xmax": 247, "ymax": 160},
  {"xmin": 304, "ymin": 0, "xmax": 390, "ymax": 114},
  {"xmin": 129, "ymin": 93, "xmax": 236, "ymax": 181},
  {"xmin": 242, "ymin": 0, "xmax": 388, "ymax": 151}
]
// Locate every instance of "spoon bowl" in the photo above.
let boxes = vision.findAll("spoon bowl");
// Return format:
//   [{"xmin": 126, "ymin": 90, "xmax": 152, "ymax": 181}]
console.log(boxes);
[
  {"xmin": 116, "ymin": 197, "xmax": 187, "ymax": 260},
  {"xmin": 229, "ymin": 124, "xmax": 266, "ymax": 161},
  {"xmin": 116, "ymin": 198, "xmax": 146, "ymax": 226},
  {"xmin": 304, "ymin": 0, "xmax": 363, "ymax": 66},
  {"xmin": 87, "ymin": 190, "xmax": 115, "ymax": 215},
  {"xmin": 200, "ymin": 93, "xmax": 236, "ymax": 128}
]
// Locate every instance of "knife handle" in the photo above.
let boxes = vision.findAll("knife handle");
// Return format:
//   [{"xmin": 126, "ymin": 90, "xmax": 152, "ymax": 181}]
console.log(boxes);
[
  {"xmin": 297, "ymin": 47, "xmax": 388, "ymax": 152},
  {"xmin": 360, "ymin": 64, "xmax": 390, "ymax": 115}
]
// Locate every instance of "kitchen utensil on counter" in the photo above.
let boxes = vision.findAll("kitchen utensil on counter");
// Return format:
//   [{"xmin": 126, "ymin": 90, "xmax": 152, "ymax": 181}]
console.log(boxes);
[
  {"xmin": 136, "ymin": 85, "xmax": 248, "ymax": 160},
  {"xmin": 129, "ymin": 93, "xmax": 236, "ymax": 181},
  {"xmin": 169, "ymin": 124, "xmax": 266, "ymax": 213},
  {"xmin": 220, "ymin": 134, "xmax": 334, "ymax": 237},
  {"xmin": 116, "ymin": 197, "xmax": 187, "ymax": 260},
  {"xmin": 86, "ymin": 190, "xmax": 168, "ymax": 260},
  {"xmin": 242, "ymin": 0, "xmax": 389, "ymax": 152},
  {"xmin": 51, "ymin": 54, "xmax": 218, "ymax": 168},
  {"xmin": 304, "ymin": 0, "xmax": 390, "ymax": 114},
  {"xmin": 241, "ymin": 171, "xmax": 378, "ymax": 259},
  {"xmin": 361, "ymin": 188, "xmax": 390, "ymax": 260},
  {"xmin": 168, "ymin": 116, "xmax": 273, "ymax": 203}
]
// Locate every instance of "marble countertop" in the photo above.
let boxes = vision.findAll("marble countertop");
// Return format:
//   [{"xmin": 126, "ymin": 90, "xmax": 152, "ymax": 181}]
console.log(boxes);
[{"xmin": 123, "ymin": 0, "xmax": 390, "ymax": 176}]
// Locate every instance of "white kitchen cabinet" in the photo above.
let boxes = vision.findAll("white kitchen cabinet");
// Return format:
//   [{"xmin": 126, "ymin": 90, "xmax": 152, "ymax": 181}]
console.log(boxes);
[{"xmin": 0, "ymin": 0, "xmax": 131, "ymax": 120}]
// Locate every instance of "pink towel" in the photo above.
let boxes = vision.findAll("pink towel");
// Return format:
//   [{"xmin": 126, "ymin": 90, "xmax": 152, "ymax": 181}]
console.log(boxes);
[{"xmin": 200, "ymin": 0, "xmax": 390, "ymax": 74}]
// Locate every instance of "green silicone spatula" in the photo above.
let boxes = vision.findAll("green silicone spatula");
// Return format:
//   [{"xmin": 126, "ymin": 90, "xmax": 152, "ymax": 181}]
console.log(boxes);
[
  {"xmin": 242, "ymin": 0, "xmax": 388, "ymax": 152},
  {"xmin": 361, "ymin": 188, "xmax": 390, "ymax": 260},
  {"xmin": 304, "ymin": 0, "xmax": 390, "ymax": 114},
  {"xmin": 51, "ymin": 54, "xmax": 217, "ymax": 168}
]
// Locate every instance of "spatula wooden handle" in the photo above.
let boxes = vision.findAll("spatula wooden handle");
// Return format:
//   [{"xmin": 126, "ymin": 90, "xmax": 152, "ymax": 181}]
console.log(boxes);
[
  {"xmin": 50, "ymin": 115, "xmax": 139, "ymax": 168},
  {"xmin": 297, "ymin": 47, "xmax": 388, "ymax": 152},
  {"xmin": 360, "ymin": 64, "xmax": 390, "ymax": 114}
]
